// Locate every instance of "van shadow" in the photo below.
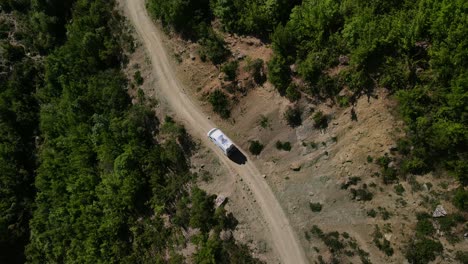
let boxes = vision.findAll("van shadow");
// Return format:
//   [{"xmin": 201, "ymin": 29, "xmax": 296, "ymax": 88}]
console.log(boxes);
[{"xmin": 228, "ymin": 147, "xmax": 247, "ymax": 165}]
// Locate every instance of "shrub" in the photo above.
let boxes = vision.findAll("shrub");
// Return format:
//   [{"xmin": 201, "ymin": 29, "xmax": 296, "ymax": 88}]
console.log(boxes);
[
  {"xmin": 452, "ymin": 188, "xmax": 468, "ymax": 211},
  {"xmin": 367, "ymin": 209, "xmax": 377, "ymax": 218},
  {"xmin": 373, "ymin": 226, "xmax": 394, "ymax": 256},
  {"xmin": 208, "ymin": 90, "xmax": 230, "ymax": 118},
  {"xmin": 337, "ymin": 96, "xmax": 350, "ymax": 107},
  {"xmin": 284, "ymin": 106, "xmax": 302, "ymax": 127},
  {"xmin": 367, "ymin": 155, "xmax": 373, "ymax": 163},
  {"xmin": 309, "ymin": 202, "xmax": 323, "ymax": 212},
  {"xmin": 268, "ymin": 55, "xmax": 291, "ymax": 94},
  {"xmin": 350, "ymin": 188, "xmax": 373, "ymax": 201},
  {"xmin": 313, "ymin": 111, "xmax": 328, "ymax": 129},
  {"xmin": 199, "ymin": 29, "xmax": 230, "ymax": 64},
  {"xmin": 245, "ymin": 58, "xmax": 265, "ymax": 84},
  {"xmin": 249, "ymin": 140, "xmax": 264, "ymax": 155},
  {"xmin": 258, "ymin": 115, "xmax": 270, "ymax": 129},
  {"xmin": 341, "ymin": 176, "xmax": 361, "ymax": 190},
  {"xmin": 276, "ymin": 141, "xmax": 291, "ymax": 151},
  {"xmin": 401, "ymin": 157, "xmax": 428, "ymax": 175},
  {"xmin": 416, "ymin": 219, "xmax": 435, "ymax": 237},
  {"xmin": 286, "ymin": 84, "xmax": 301, "ymax": 102},
  {"xmin": 455, "ymin": 251, "xmax": 468, "ymax": 264},
  {"xmin": 221, "ymin": 61, "xmax": 238, "ymax": 81},
  {"xmin": 405, "ymin": 237, "xmax": 443, "ymax": 264},
  {"xmin": 134, "ymin": 70, "xmax": 144, "ymax": 85},
  {"xmin": 394, "ymin": 184, "xmax": 405, "ymax": 196}
]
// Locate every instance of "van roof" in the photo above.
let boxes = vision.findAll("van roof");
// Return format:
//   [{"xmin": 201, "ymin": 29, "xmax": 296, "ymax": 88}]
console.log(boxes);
[{"xmin": 208, "ymin": 128, "xmax": 233, "ymax": 150}]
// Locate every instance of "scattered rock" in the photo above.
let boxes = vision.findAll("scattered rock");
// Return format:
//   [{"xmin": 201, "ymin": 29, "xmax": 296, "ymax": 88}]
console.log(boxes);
[
  {"xmin": 220, "ymin": 230, "xmax": 233, "ymax": 241},
  {"xmin": 432, "ymin": 205, "xmax": 447, "ymax": 218},
  {"xmin": 384, "ymin": 234, "xmax": 392, "ymax": 241},
  {"xmin": 215, "ymin": 195, "xmax": 227, "ymax": 207},
  {"xmin": 339, "ymin": 55, "xmax": 350, "ymax": 65},
  {"xmin": 189, "ymin": 53, "xmax": 196, "ymax": 60},
  {"xmin": 200, "ymin": 164, "xmax": 205, "ymax": 169},
  {"xmin": 389, "ymin": 145, "xmax": 398, "ymax": 152},
  {"xmin": 290, "ymin": 162, "xmax": 302, "ymax": 171},
  {"xmin": 236, "ymin": 53, "xmax": 246, "ymax": 60},
  {"xmin": 290, "ymin": 64, "xmax": 298, "ymax": 73},
  {"xmin": 262, "ymin": 174, "xmax": 266, "ymax": 178}
]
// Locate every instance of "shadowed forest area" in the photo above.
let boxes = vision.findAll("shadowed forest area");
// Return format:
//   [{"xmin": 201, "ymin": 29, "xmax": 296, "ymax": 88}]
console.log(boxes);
[{"xmin": 0, "ymin": 0, "xmax": 261, "ymax": 263}]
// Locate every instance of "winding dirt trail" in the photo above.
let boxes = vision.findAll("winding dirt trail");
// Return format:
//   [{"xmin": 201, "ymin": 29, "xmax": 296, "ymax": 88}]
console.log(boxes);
[{"xmin": 122, "ymin": 1, "xmax": 308, "ymax": 263}]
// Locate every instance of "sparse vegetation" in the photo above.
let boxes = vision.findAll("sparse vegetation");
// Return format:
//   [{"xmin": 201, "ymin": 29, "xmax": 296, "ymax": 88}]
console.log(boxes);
[
  {"xmin": 286, "ymin": 84, "xmax": 301, "ymax": 102},
  {"xmin": 284, "ymin": 106, "xmax": 302, "ymax": 128},
  {"xmin": 373, "ymin": 225, "xmax": 394, "ymax": 256},
  {"xmin": 276, "ymin": 141, "xmax": 292, "ymax": 151},
  {"xmin": 394, "ymin": 184, "xmax": 405, "ymax": 196},
  {"xmin": 258, "ymin": 115, "xmax": 270, "ymax": 129},
  {"xmin": 405, "ymin": 237, "xmax": 443, "ymax": 264},
  {"xmin": 245, "ymin": 58, "xmax": 265, "ymax": 84},
  {"xmin": 249, "ymin": 140, "xmax": 264, "ymax": 155},
  {"xmin": 221, "ymin": 60, "xmax": 239, "ymax": 81},
  {"xmin": 209, "ymin": 90, "xmax": 231, "ymax": 118},
  {"xmin": 134, "ymin": 70, "xmax": 144, "ymax": 85},
  {"xmin": 309, "ymin": 202, "xmax": 323, "ymax": 212},
  {"xmin": 312, "ymin": 111, "xmax": 328, "ymax": 129}
]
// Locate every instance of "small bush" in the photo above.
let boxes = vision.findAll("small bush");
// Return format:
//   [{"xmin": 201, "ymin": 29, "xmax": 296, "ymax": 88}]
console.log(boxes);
[
  {"xmin": 249, "ymin": 140, "xmax": 264, "ymax": 155},
  {"xmin": 341, "ymin": 176, "xmax": 361, "ymax": 190},
  {"xmin": 284, "ymin": 107, "xmax": 302, "ymax": 127},
  {"xmin": 455, "ymin": 251, "xmax": 468, "ymax": 264},
  {"xmin": 221, "ymin": 60, "xmax": 238, "ymax": 81},
  {"xmin": 452, "ymin": 188, "xmax": 468, "ymax": 211},
  {"xmin": 367, "ymin": 155, "xmax": 373, "ymax": 163},
  {"xmin": 405, "ymin": 237, "xmax": 443, "ymax": 264},
  {"xmin": 401, "ymin": 157, "xmax": 428, "ymax": 175},
  {"xmin": 416, "ymin": 219, "xmax": 435, "ymax": 237},
  {"xmin": 337, "ymin": 96, "xmax": 350, "ymax": 107},
  {"xmin": 394, "ymin": 184, "xmax": 405, "ymax": 196},
  {"xmin": 350, "ymin": 188, "xmax": 373, "ymax": 201},
  {"xmin": 276, "ymin": 141, "xmax": 292, "ymax": 151},
  {"xmin": 309, "ymin": 202, "xmax": 323, "ymax": 212},
  {"xmin": 134, "ymin": 70, "xmax": 144, "ymax": 85},
  {"xmin": 208, "ymin": 90, "xmax": 230, "ymax": 118},
  {"xmin": 367, "ymin": 209, "xmax": 377, "ymax": 218},
  {"xmin": 286, "ymin": 84, "xmax": 301, "ymax": 102},
  {"xmin": 313, "ymin": 111, "xmax": 328, "ymax": 129},
  {"xmin": 199, "ymin": 29, "xmax": 230, "ymax": 64},
  {"xmin": 258, "ymin": 115, "xmax": 270, "ymax": 129}
]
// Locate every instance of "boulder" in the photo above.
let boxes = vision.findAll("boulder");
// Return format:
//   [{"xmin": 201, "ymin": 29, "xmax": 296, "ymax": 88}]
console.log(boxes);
[
  {"xmin": 290, "ymin": 162, "xmax": 302, "ymax": 171},
  {"xmin": 215, "ymin": 195, "xmax": 227, "ymax": 208},
  {"xmin": 432, "ymin": 205, "xmax": 447, "ymax": 218},
  {"xmin": 339, "ymin": 55, "xmax": 350, "ymax": 65},
  {"xmin": 220, "ymin": 230, "xmax": 233, "ymax": 241}
]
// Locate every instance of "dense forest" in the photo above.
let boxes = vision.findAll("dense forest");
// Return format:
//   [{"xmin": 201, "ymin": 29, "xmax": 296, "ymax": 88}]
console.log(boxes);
[
  {"xmin": 148, "ymin": 0, "xmax": 467, "ymax": 210},
  {"xmin": 1, "ymin": 0, "xmax": 260, "ymax": 263}
]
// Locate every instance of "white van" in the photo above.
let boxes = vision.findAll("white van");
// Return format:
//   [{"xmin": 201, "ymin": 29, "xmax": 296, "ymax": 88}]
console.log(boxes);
[{"xmin": 207, "ymin": 128, "xmax": 235, "ymax": 156}]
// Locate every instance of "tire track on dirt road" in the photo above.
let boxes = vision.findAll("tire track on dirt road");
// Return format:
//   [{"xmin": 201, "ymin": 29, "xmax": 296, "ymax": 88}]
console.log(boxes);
[{"xmin": 121, "ymin": 1, "xmax": 308, "ymax": 263}]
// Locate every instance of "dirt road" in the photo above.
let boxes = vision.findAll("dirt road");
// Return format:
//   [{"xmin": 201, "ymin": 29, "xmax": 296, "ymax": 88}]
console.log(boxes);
[{"xmin": 121, "ymin": 1, "xmax": 308, "ymax": 263}]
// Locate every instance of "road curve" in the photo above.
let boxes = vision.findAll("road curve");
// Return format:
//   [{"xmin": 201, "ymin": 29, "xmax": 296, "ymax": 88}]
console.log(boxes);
[{"xmin": 122, "ymin": 1, "xmax": 308, "ymax": 263}]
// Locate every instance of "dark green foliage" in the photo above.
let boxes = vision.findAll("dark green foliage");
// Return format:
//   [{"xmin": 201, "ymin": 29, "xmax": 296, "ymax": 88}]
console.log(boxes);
[
  {"xmin": 350, "ymin": 187, "xmax": 373, "ymax": 201},
  {"xmin": 452, "ymin": 188, "xmax": 468, "ymax": 211},
  {"xmin": 286, "ymin": 84, "xmax": 301, "ymax": 102},
  {"xmin": 313, "ymin": 111, "xmax": 328, "ymax": 129},
  {"xmin": 394, "ymin": 184, "xmax": 405, "ymax": 196},
  {"xmin": 190, "ymin": 187, "xmax": 215, "ymax": 232},
  {"xmin": 455, "ymin": 251, "xmax": 468, "ymax": 264},
  {"xmin": 341, "ymin": 176, "xmax": 361, "ymax": 190},
  {"xmin": 147, "ymin": 0, "xmax": 211, "ymax": 37},
  {"xmin": 309, "ymin": 202, "xmax": 322, "ymax": 212},
  {"xmin": 416, "ymin": 219, "xmax": 435, "ymax": 237},
  {"xmin": 275, "ymin": 141, "xmax": 291, "ymax": 151},
  {"xmin": 367, "ymin": 209, "xmax": 377, "ymax": 218},
  {"xmin": 210, "ymin": 0, "xmax": 298, "ymax": 36},
  {"xmin": 249, "ymin": 140, "xmax": 264, "ymax": 155},
  {"xmin": 134, "ymin": 70, "xmax": 144, "ymax": 85},
  {"xmin": 405, "ymin": 237, "xmax": 443, "ymax": 264},
  {"xmin": 373, "ymin": 226, "xmax": 394, "ymax": 256},
  {"xmin": 199, "ymin": 28, "xmax": 230, "ymax": 64},
  {"xmin": 221, "ymin": 60, "xmax": 238, "ymax": 81},
  {"xmin": 268, "ymin": 55, "xmax": 291, "ymax": 94},
  {"xmin": 209, "ymin": 90, "xmax": 231, "ymax": 118},
  {"xmin": 367, "ymin": 155, "xmax": 373, "ymax": 163},
  {"xmin": 284, "ymin": 106, "xmax": 302, "ymax": 127}
]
